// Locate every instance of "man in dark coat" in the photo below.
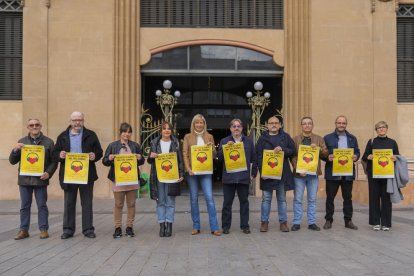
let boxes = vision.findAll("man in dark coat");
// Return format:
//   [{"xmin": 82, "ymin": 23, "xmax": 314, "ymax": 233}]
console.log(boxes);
[
  {"xmin": 256, "ymin": 116, "xmax": 296, "ymax": 233},
  {"xmin": 9, "ymin": 118, "xmax": 57, "ymax": 240},
  {"xmin": 53, "ymin": 111, "xmax": 103, "ymax": 239}
]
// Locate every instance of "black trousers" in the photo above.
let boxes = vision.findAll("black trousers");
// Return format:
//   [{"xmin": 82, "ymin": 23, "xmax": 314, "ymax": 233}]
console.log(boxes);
[
  {"xmin": 368, "ymin": 178, "xmax": 392, "ymax": 227},
  {"xmin": 325, "ymin": 179, "xmax": 353, "ymax": 223},
  {"xmin": 63, "ymin": 183, "xmax": 94, "ymax": 235},
  {"xmin": 222, "ymin": 183, "xmax": 249, "ymax": 230}
]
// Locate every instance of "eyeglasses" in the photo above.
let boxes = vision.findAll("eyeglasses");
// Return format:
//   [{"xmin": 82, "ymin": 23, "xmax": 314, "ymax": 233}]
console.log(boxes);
[
  {"xmin": 231, "ymin": 125, "xmax": 242, "ymax": 129},
  {"xmin": 268, "ymin": 122, "xmax": 280, "ymax": 125},
  {"xmin": 28, "ymin": 124, "xmax": 41, "ymax": 128},
  {"xmin": 71, "ymin": 119, "xmax": 84, "ymax": 123},
  {"xmin": 376, "ymin": 126, "xmax": 387, "ymax": 130},
  {"xmin": 301, "ymin": 123, "xmax": 313, "ymax": 126}
]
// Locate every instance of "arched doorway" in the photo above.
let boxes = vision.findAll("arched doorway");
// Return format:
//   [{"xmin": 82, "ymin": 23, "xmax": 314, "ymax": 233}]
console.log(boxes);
[{"xmin": 141, "ymin": 45, "xmax": 283, "ymax": 185}]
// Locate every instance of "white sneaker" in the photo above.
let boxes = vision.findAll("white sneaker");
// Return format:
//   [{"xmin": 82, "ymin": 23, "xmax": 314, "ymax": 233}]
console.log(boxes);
[
  {"xmin": 373, "ymin": 225, "xmax": 381, "ymax": 231},
  {"xmin": 382, "ymin": 226, "xmax": 390, "ymax": 231}
]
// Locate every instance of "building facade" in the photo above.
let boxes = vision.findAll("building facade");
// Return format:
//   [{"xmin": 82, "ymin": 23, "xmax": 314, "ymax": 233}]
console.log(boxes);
[{"xmin": 0, "ymin": 0, "xmax": 413, "ymax": 200}]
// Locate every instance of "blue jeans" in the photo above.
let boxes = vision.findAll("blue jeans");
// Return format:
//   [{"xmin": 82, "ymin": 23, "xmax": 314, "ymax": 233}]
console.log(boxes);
[
  {"xmin": 293, "ymin": 175, "xmax": 319, "ymax": 225},
  {"xmin": 19, "ymin": 185, "xmax": 48, "ymax": 231},
  {"xmin": 156, "ymin": 182, "xmax": 176, "ymax": 223},
  {"xmin": 187, "ymin": 174, "xmax": 219, "ymax": 231},
  {"xmin": 261, "ymin": 184, "xmax": 287, "ymax": 223}
]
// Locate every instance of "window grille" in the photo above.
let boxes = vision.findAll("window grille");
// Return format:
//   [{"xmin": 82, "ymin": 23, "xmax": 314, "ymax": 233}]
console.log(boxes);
[
  {"xmin": 141, "ymin": 0, "xmax": 283, "ymax": 29},
  {"xmin": 0, "ymin": 2, "xmax": 22, "ymax": 100},
  {"xmin": 397, "ymin": 5, "xmax": 414, "ymax": 103}
]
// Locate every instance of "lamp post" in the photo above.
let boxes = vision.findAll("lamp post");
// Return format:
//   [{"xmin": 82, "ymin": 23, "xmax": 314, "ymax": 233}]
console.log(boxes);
[
  {"xmin": 246, "ymin": 81, "xmax": 271, "ymax": 143},
  {"xmin": 155, "ymin": 80, "xmax": 181, "ymax": 124}
]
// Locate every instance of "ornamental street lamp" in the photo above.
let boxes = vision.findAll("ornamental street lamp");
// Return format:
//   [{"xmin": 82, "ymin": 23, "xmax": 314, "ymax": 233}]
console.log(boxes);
[
  {"xmin": 246, "ymin": 81, "xmax": 271, "ymax": 143},
  {"xmin": 155, "ymin": 80, "xmax": 181, "ymax": 124}
]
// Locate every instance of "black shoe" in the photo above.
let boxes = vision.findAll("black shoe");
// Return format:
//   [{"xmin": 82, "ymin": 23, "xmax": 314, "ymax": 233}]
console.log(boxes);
[
  {"xmin": 84, "ymin": 232, "xmax": 96, "ymax": 238},
  {"xmin": 61, "ymin": 233, "xmax": 73, "ymax": 239},
  {"xmin": 323, "ymin": 221, "xmax": 332, "ymax": 230},
  {"xmin": 291, "ymin": 224, "xmax": 301, "ymax": 231},
  {"xmin": 159, "ymin": 223, "xmax": 166, "ymax": 237},
  {"xmin": 222, "ymin": 228, "xmax": 230, "ymax": 234},
  {"xmin": 125, "ymin": 227, "xmax": 135, "ymax": 237},
  {"xmin": 242, "ymin": 228, "xmax": 251, "ymax": 234},
  {"xmin": 308, "ymin": 224, "xmax": 321, "ymax": 231},
  {"xmin": 113, "ymin": 227, "xmax": 122, "ymax": 238},
  {"xmin": 345, "ymin": 221, "xmax": 358, "ymax": 230},
  {"xmin": 165, "ymin": 222, "xmax": 172, "ymax": 237}
]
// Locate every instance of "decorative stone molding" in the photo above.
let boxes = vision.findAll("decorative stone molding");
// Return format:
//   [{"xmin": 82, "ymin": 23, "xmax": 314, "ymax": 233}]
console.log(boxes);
[{"xmin": 372, "ymin": 0, "xmax": 399, "ymax": 13}]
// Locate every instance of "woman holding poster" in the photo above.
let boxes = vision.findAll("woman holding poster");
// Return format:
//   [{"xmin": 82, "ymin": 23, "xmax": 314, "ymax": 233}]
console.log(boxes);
[
  {"xmin": 103, "ymin": 123, "xmax": 144, "ymax": 239},
  {"xmin": 147, "ymin": 122, "xmax": 184, "ymax": 237},
  {"xmin": 362, "ymin": 121, "xmax": 399, "ymax": 231},
  {"xmin": 182, "ymin": 114, "xmax": 221, "ymax": 236}
]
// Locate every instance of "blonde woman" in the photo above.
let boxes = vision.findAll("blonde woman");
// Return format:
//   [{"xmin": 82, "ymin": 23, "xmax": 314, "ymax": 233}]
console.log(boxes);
[{"xmin": 183, "ymin": 114, "xmax": 221, "ymax": 236}]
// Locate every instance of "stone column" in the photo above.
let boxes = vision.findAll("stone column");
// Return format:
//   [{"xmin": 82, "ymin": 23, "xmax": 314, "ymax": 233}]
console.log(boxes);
[
  {"xmin": 22, "ymin": 0, "xmax": 50, "ymax": 132},
  {"xmin": 114, "ymin": 0, "xmax": 140, "ymax": 140},
  {"xmin": 371, "ymin": 0, "xmax": 398, "ymax": 133},
  {"xmin": 283, "ymin": 0, "xmax": 311, "ymax": 134}
]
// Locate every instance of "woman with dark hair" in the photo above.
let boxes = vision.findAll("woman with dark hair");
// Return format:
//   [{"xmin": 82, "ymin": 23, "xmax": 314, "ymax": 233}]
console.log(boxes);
[
  {"xmin": 362, "ymin": 121, "xmax": 399, "ymax": 231},
  {"xmin": 147, "ymin": 121, "xmax": 184, "ymax": 237},
  {"xmin": 103, "ymin": 122, "xmax": 144, "ymax": 238},
  {"xmin": 183, "ymin": 114, "xmax": 220, "ymax": 236}
]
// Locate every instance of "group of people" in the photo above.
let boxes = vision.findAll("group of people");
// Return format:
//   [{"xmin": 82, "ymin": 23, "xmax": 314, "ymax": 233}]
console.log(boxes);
[{"xmin": 10, "ymin": 111, "xmax": 401, "ymax": 241}]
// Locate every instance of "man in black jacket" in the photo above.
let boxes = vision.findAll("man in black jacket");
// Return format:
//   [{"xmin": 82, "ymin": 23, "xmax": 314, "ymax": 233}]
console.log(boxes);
[
  {"xmin": 9, "ymin": 118, "xmax": 57, "ymax": 240},
  {"xmin": 53, "ymin": 111, "xmax": 103, "ymax": 239}
]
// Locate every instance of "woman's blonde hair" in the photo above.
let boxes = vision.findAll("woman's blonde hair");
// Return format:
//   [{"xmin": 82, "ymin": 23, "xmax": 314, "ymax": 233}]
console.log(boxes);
[{"xmin": 190, "ymin": 114, "xmax": 207, "ymax": 134}]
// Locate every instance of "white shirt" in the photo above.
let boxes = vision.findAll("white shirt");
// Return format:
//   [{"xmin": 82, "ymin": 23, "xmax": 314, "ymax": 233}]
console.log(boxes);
[{"xmin": 160, "ymin": 140, "xmax": 171, "ymax": 154}]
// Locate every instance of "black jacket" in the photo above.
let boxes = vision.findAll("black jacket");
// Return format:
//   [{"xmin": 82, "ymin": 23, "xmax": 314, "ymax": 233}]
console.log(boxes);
[
  {"xmin": 323, "ymin": 130, "xmax": 360, "ymax": 181},
  {"xmin": 147, "ymin": 135, "xmax": 184, "ymax": 200},
  {"xmin": 102, "ymin": 140, "xmax": 145, "ymax": 181},
  {"xmin": 52, "ymin": 126, "xmax": 103, "ymax": 189},
  {"xmin": 9, "ymin": 133, "xmax": 58, "ymax": 186},
  {"xmin": 256, "ymin": 130, "xmax": 296, "ymax": 191},
  {"xmin": 362, "ymin": 136, "xmax": 399, "ymax": 178},
  {"xmin": 217, "ymin": 135, "xmax": 257, "ymax": 185}
]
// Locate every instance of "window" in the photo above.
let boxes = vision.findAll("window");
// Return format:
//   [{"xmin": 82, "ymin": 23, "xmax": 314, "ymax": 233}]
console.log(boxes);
[
  {"xmin": 141, "ymin": 0, "xmax": 283, "ymax": 29},
  {"xmin": 0, "ymin": 0, "xmax": 23, "ymax": 100},
  {"xmin": 397, "ymin": 5, "xmax": 414, "ymax": 103}
]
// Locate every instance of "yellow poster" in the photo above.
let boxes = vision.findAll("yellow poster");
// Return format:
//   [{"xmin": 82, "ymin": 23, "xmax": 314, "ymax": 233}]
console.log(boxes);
[
  {"xmin": 191, "ymin": 145, "xmax": 213, "ymax": 175},
  {"xmin": 296, "ymin": 145, "xmax": 320, "ymax": 175},
  {"xmin": 373, "ymin": 149, "xmax": 394, "ymax": 179},
  {"xmin": 19, "ymin": 145, "xmax": 45, "ymax": 176},
  {"xmin": 114, "ymin": 154, "xmax": 138, "ymax": 186},
  {"xmin": 64, "ymin": 153, "xmax": 89, "ymax": 184},
  {"xmin": 155, "ymin": 152, "xmax": 179, "ymax": 183},
  {"xmin": 222, "ymin": 142, "xmax": 247, "ymax": 173},
  {"xmin": 332, "ymin": 148, "xmax": 354, "ymax": 176},
  {"xmin": 261, "ymin": 150, "xmax": 284, "ymax": 180}
]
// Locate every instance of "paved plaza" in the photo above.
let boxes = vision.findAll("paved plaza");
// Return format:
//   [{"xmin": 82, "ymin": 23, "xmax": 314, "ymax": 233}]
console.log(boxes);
[{"xmin": 0, "ymin": 194, "xmax": 413, "ymax": 276}]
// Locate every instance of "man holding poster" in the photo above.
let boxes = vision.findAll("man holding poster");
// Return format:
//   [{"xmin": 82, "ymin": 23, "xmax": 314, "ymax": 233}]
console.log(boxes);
[
  {"xmin": 9, "ymin": 118, "xmax": 57, "ymax": 240},
  {"xmin": 218, "ymin": 119, "xmax": 257, "ymax": 234},
  {"xmin": 323, "ymin": 115, "xmax": 360, "ymax": 230},
  {"xmin": 290, "ymin": 117, "xmax": 328, "ymax": 232},
  {"xmin": 256, "ymin": 116, "xmax": 296, "ymax": 233},
  {"xmin": 53, "ymin": 111, "xmax": 103, "ymax": 239}
]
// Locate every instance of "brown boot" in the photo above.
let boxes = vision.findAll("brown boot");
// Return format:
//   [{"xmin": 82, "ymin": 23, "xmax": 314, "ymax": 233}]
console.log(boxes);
[
  {"xmin": 260, "ymin": 221, "xmax": 269, "ymax": 232},
  {"xmin": 14, "ymin": 230, "xmax": 29, "ymax": 240},
  {"xmin": 280, "ymin": 222, "xmax": 290, "ymax": 232},
  {"xmin": 40, "ymin": 230, "xmax": 49, "ymax": 239}
]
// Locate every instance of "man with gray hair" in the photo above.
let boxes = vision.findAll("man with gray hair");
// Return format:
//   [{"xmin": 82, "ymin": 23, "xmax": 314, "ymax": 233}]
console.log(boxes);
[
  {"xmin": 9, "ymin": 118, "xmax": 57, "ymax": 240},
  {"xmin": 53, "ymin": 111, "xmax": 103, "ymax": 239}
]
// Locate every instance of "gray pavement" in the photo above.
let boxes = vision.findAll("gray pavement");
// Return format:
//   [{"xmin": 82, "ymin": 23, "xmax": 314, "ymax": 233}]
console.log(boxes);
[{"xmin": 0, "ymin": 193, "xmax": 414, "ymax": 276}]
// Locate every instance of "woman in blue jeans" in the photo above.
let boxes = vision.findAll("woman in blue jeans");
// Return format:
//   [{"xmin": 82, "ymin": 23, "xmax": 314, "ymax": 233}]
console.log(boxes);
[
  {"xmin": 182, "ymin": 114, "xmax": 221, "ymax": 236},
  {"xmin": 148, "ymin": 121, "xmax": 184, "ymax": 237}
]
